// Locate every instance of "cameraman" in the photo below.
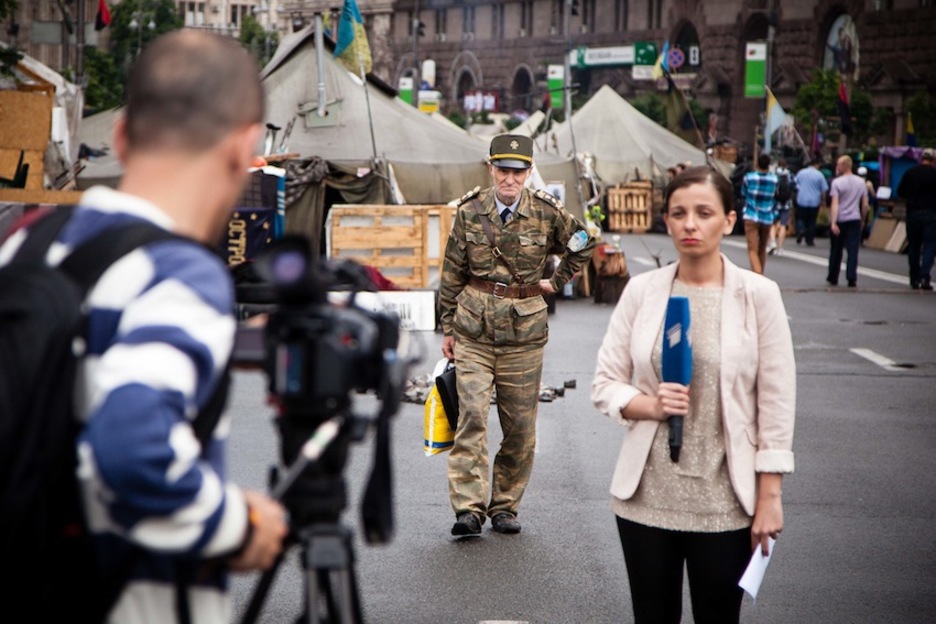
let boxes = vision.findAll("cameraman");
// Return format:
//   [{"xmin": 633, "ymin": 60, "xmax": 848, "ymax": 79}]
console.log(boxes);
[
  {"xmin": 3, "ymin": 31, "xmax": 287, "ymax": 621},
  {"xmin": 439, "ymin": 135, "xmax": 595, "ymax": 536}
]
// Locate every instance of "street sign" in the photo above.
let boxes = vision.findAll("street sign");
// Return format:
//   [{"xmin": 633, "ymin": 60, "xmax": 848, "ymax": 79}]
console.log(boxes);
[
  {"xmin": 667, "ymin": 47, "xmax": 686, "ymax": 70},
  {"xmin": 398, "ymin": 76, "xmax": 414, "ymax": 106},
  {"xmin": 548, "ymin": 65, "xmax": 565, "ymax": 110},
  {"xmin": 744, "ymin": 41, "xmax": 767, "ymax": 98},
  {"xmin": 634, "ymin": 42, "xmax": 657, "ymax": 66},
  {"xmin": 577, "ymin": 46, "xmax": 635, "ymax": 67},
  {"xmin": 418, "ymin": 90, "xmax": 441, "ymax": 114}
]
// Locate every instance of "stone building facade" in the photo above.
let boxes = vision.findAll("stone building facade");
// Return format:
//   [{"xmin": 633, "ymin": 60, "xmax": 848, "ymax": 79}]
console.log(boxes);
[{"xmin": 382, "ymin": 0, "xmax": 936, "ymax": 149}]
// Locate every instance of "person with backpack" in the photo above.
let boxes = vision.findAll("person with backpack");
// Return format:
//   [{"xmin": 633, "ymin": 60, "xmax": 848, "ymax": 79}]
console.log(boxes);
[
  {"xmin": 741, "ymin": 153, "xmax": 779, "ymax": 274},
  {"xmin": 0, "ymin": 31, "xmax": 287, "ymax": 623},
  {"xmin": 768, "ymin": 160, "xmax": 795, "ymax": 256}
]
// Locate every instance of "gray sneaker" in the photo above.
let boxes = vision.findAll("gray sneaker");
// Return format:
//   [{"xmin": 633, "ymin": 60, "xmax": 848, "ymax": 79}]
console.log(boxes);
[{"xmin": 451, "ymin": 513, "xmax": 482, "ymax": 536}]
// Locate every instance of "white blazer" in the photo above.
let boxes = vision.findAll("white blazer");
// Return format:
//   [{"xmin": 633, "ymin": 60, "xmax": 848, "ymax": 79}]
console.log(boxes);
[{"xmin": 591, "ymin": 255, "xmax": 795, "ymax": 516}]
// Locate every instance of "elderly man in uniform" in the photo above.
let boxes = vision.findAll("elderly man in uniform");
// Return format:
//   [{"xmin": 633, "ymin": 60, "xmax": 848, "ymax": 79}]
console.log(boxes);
[{"xmin": 439, "ymin": 134, "xmax": 595, "ymax": 536}]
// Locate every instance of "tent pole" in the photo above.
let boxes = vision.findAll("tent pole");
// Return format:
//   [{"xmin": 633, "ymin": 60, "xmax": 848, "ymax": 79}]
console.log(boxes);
[
  {"xmin": 358, "ymin": 52, "xmax": 379, "ymax": 166},
  {"xmin": 315, "ymin": 13, "xmax": 327, "ymax": 118},
  {"xmin": 563, "ymin": 0, "xmax": 586, "ymax": 214}
]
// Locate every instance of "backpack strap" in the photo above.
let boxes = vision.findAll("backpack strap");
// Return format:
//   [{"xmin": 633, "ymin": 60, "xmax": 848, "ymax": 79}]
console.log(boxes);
[
  {"xmin": 57, "ymin": 220, "xmax": 182, "ymax": 295},
  {"xmin": 10, "ymin": 206, "xmax": 77, "ymax": 265}
]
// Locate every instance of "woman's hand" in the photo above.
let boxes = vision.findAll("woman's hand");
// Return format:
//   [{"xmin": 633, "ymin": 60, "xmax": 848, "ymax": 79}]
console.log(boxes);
[
  {"xmin": 751, "ymin": 473, "xmax": 784, "ymax": 556},
  {"xmin": 655, "ymin": 382, "xmax": 690, "ymax": 420},
  {"xmin": 620, "ymin": 383, "xmax": 689, "ymax": 421}
]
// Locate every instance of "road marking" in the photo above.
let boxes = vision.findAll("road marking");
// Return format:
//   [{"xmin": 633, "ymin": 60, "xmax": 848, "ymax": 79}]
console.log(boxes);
[
  {"xmin": 720, "ymin": 239, "xmax": 906, "ymax": 285},
  {"xmin": 850, "ymin": 348, "xmax": 904, "ymax": 371}
]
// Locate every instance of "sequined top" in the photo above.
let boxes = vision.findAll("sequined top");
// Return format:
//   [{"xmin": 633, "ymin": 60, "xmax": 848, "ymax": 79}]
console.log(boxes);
[{"xmin": 612, "ymin": 280, "xmax": 751, "ymax": 532}]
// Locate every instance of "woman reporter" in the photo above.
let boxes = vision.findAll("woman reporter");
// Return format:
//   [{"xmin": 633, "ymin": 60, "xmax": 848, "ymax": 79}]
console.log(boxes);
[{"xmin": 591, "ymin": 166, "xmax": 795, "ymax": 623}]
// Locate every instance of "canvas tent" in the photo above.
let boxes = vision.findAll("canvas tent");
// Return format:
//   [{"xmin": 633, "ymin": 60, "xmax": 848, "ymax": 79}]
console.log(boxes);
[{"xmin": 545, "ymin": 85, "xmax": 728, "ymax": 186}]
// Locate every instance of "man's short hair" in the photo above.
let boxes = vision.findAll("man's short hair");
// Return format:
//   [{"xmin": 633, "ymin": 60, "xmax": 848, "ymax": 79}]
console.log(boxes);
[
  {"xmin": 125, "ymin": 30, "xmax": 264, "ymax": 152},
  {"xmin": 757, "ymin": 153, "xmax": 771, "ymax": 170},
  {"xmin": 922, "ymin": 148, "xmax": 935, "ymax": 162}
]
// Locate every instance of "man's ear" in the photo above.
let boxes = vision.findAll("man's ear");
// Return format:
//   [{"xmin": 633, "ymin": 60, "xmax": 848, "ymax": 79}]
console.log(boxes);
[{"xmin": 227, "ymin": 123, "xmax": 263, "ymax": 176}]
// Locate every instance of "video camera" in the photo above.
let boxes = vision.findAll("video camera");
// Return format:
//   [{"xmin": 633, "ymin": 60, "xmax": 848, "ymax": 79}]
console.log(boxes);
[{"xmin": 233, "ymin": 235, "xmax": 415, "ymax": 537}]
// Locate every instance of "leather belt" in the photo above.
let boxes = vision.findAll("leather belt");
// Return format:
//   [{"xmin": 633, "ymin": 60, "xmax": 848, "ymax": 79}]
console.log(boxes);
[{"xmin": 469, "ymin": 277, "xmax": 542, "ymax": 299}]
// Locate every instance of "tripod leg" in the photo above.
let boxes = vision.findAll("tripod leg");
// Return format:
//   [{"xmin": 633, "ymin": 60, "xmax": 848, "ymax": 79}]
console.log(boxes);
[
  {"xmin": 240, "ymin": 554, "xmax": 285, "ymax": 624},
  {"xmin": 299, "ymin": 524, "xmax": 363, "ymax": 624}
]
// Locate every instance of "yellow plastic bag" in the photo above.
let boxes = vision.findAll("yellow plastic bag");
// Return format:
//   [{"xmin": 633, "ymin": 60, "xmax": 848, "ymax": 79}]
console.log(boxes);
[
  {"xmin": 424, "ymin": 384, "xmax": 455, "ymax": 456},
  {"xmin": 424, "ymin": 358, "xmax": 455, "ymax": 456}
]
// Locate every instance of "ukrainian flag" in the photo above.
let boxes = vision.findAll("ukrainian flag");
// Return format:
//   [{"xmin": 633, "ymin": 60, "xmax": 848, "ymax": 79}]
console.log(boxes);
[
  {"xmin": 652, "ymin": 41, "xmax": 670, "ymax": 80},
  {"xmin": 907, "ymin": 111, "xmax": 917, "ymax": 147},
  {"xmin": 334, "ymin": 0, "xmax": 372, "ymax": 74}
]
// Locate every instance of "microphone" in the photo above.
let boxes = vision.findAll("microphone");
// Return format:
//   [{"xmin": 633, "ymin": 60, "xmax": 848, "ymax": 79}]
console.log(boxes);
[{"xmin": 661, "ymin": 296, "xmax": 692, "ymax": 462}]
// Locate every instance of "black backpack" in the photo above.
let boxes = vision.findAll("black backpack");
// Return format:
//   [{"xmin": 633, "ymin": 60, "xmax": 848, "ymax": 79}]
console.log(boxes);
[
  {"xmin": 0, "ymin": 207, "xmax": 184, "ymax": 621},
  {"xmin": 776, "ymin": 172, "xmax": 792, "ymax": 204}
]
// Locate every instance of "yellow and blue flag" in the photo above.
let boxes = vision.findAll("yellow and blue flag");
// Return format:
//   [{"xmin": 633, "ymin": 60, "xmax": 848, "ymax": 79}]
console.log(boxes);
[
  {"xmin": 907, "ymin": 111, "xmax": 917, "ymax": 147},
  {"xmin": 334, "ymin": 0, "xmax": 372, "ymax": 74},
  {"xmin": 652, "ymin": 41, "xmax": 670, "ymax": 80}
]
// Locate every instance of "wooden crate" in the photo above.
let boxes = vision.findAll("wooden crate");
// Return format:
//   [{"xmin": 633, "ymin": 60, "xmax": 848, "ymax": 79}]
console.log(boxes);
[
  {"xmin": 607, "ymin": 184, "xmax": 652, "ymax": 233},
  {"xmin": 329, "ymin": 204, "xmax": 456, "ymax": 289}
]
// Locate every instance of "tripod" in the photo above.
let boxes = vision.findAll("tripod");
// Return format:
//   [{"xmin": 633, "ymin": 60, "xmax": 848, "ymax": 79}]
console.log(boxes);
[{"xmin": 239, "ymin": 415, "xmax": 367, "ymax": 624}]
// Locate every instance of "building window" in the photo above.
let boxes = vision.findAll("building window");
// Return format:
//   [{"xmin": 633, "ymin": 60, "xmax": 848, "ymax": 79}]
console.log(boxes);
[
  {"xmin": 462, "ymin": 5, "xmax": 475, "ymax": 34},
  {"xmin": 615, "ymin": 0, "xmax": 628, "ymax": 31},
  {"xmin": 435, "ymin": 8, "xmax": 447, "ymax": 40},
  {"xmin": 582, "ymin": 0, "xmax": 596, "ymax": 33},
  {"xmin": 521, "ymin": 0, "xmax": 533, "ymax": 36},
  {"xmin": 492, "ymin": 3, "xmax": 504, "ymax": 39},
  {"xmin": 647, "ymin": 0, "xmax": 661, "ymax": 29},
  {"xmin": 552, "ymin": 0, "xmax": 563, "ymax": 34}
]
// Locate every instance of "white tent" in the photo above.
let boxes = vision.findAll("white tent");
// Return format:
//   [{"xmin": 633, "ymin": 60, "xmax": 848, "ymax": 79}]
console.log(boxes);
[{"xmin": 547, "ymin": 85, "xmax": 728, "ymax": 185}]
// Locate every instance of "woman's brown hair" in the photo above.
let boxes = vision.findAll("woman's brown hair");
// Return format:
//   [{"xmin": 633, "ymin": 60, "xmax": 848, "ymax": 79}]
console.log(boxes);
[{"xmin": 663, "ymin": 166, "xmax": 735, "ymax": 216}]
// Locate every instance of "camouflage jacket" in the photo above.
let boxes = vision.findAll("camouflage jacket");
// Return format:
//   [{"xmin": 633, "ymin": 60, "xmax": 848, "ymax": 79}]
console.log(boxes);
[{"xmin": 439, "ymin": 186, "xmax": 596, "ymax": 343}]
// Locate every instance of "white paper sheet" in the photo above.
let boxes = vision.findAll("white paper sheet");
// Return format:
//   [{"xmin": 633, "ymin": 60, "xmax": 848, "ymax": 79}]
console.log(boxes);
[{"xmin": 738, "ymin": 537, "xmax": 777, "ymax": 600}]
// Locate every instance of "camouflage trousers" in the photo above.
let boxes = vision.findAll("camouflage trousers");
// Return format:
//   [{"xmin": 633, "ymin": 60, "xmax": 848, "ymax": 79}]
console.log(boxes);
[{"xmin": 448, "ymin": 338, "xmax": 544, "ymax": 521}]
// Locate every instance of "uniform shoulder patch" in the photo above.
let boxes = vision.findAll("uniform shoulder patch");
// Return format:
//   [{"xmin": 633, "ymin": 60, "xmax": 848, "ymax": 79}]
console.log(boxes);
[
  {"xmin": 457, "ymin": 186, "xmax": 482, "ymax": 206},
  {"xmin": 534, "ymin": 188, "xmax": 564, "ymax": 210}
]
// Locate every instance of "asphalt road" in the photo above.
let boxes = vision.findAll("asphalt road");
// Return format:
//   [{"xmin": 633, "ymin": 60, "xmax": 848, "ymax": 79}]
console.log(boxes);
[{"xmin": 226, "ymin": 231, "xmax": 936, "ymax": 624}]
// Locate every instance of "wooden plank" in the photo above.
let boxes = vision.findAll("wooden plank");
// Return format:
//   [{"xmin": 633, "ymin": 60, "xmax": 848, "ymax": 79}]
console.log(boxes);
[{"xmin": 0, "ymin": 188, "xmax": 83, "ymax": 204}]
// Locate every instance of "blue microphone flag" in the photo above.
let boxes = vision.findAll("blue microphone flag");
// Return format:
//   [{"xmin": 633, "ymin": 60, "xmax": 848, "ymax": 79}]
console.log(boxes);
[{"xmin": 661, "ymin": 296, "xmax": 692, "ymax": 385}]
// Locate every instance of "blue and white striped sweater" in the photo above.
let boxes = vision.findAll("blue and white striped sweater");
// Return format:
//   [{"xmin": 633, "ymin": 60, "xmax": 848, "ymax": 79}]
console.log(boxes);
[{"xmin": 0, "ymin": 186, "xmax": 246, "ymax": 622}]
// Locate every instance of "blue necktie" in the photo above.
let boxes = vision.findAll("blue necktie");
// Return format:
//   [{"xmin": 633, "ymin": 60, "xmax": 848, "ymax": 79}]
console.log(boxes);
[{"xmin": 500, "ymin": 208, "xmax": 510, "ymax": 224}]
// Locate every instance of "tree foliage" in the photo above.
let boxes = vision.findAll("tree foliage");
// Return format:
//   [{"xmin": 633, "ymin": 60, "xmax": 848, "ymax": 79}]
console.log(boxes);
[
  {"xmin": 791, "ymin": 69, "xmax": 874, "ymax": 146},
  {"xmin": 84, "ymin": 0, "xmax": 183, "ymax": 112},
  {"xmin": 906, "ymin": 90, "xmax": 936, "ymax": 147},
  {"xmin": 239, "ymin": 14, "xmax": 279, "ymax": 70}
]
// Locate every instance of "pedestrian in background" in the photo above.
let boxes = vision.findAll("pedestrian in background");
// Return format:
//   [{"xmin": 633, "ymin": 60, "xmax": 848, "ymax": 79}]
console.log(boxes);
[
  {"xmin": 827, "ymin": 155, "xmax": 869, "ymax": 288},
  {"xmin": 741, "ymin": 153, "xmax": 778, "ymax": 274},
  {"xmin": 768, "ymin": 159, "xmax": 795, "ymax": 256},
  {"xmin": 0, "ymin": 31, "xmax": 288, "ymax": 622},
  {"xmin": 439, "ymin": 134, "xmax": 595, "ymax": 536},
  {"xmin": 592, "ymin": 166, "xmax": 795, "ymax": 623},
  {"xmin": 896, "ymin": 148, "xmax": 936, "ymax": 290},
  {"xmin": 794, "ymin": 157, "xmax": 829, "ymax": 247}
]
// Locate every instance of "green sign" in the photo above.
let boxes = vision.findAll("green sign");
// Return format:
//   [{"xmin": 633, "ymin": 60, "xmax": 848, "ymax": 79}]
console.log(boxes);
[
  {"xmin": 744, "ymin": 41, "xmax": 767, "ymax": 98},
  {"xmin": 548, "ymin": 65, "xmax": 564, "ymax": 110},
  {"xmin": 634, "ymin": 41, "xmax": 657, "ymax": 67},
  {"xmin": 398, "ymin": 76, "xmax": 414, "ymax": 105}
]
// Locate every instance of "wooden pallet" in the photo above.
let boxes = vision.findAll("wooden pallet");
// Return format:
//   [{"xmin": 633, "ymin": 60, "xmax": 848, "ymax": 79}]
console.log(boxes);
[
  {"xmin": 607, "ymin": 185, "xmax": 652, "ymax": 233},
  {"xmin": 330, "ymin": 204, "xmax": 456, "ymax": 289}
]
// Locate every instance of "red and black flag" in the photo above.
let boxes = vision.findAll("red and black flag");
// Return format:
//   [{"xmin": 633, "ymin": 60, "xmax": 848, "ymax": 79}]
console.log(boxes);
[{"xmin": 95, "ymin": 0, "xmax": 111, "ymax": 31}]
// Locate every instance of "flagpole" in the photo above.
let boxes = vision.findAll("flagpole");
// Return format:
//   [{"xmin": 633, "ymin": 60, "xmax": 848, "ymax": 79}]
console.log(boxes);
[{"xmin": 357, "ymin": 50, "xmax": 379, "ymax": 167}]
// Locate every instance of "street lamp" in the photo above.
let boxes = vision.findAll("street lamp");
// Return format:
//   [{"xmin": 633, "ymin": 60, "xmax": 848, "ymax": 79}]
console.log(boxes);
[{"xmin": 129, "ymin": 11, "xmax": 156, "ymax": 57}]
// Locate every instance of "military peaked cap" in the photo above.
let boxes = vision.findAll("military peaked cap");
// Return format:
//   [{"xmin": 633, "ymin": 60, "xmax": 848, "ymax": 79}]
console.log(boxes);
[{"xmin": 489, "ymin": 134, "xmax": 534, "ymax": 170}]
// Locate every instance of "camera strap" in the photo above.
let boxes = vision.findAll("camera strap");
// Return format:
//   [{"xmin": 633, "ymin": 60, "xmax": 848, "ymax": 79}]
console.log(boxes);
[{"xmin": 470, "ymin": 198, "xmax": 524, "ymax": 284}]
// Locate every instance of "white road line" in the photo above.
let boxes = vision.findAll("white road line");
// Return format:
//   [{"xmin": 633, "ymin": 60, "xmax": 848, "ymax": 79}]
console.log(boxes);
[
  {"xmin": 850, "ymin": 348, "xmax": 904, "ymax": 371},
  {"xmin": 720, "ymin": 239, "xmax": 906, "ymax": 285}
]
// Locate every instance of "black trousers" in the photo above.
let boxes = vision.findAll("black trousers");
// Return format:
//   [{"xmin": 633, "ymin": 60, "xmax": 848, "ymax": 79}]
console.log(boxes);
[
  {"xmin": 827, "ymin": 220, "xmax": 862, "ymax": 285},
  {"xmin": 616, "ymin": 516, "xmax": 751, "ymax": 624},
  {"xmin": 794, "ymin": 204, "xmax": 819, "ymax": 245},
  {"xmin": 906, "ymin": 212, "xmax": 936, "ymax": 285}
]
